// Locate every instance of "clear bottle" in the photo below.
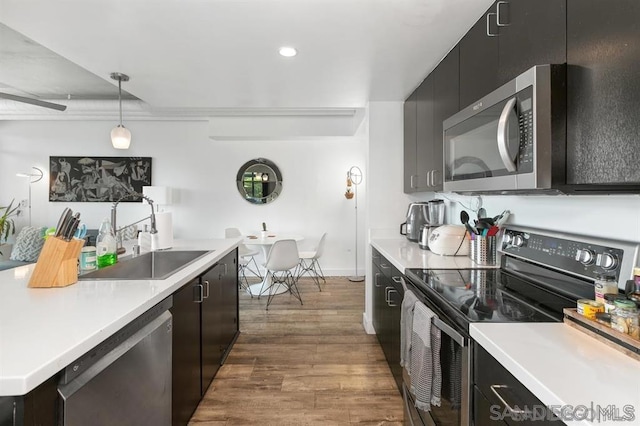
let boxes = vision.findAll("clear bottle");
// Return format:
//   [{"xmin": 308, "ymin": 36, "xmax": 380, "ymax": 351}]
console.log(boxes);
[
  {"xmin": 611, "ymin": 299, "xmax": 639, "ymax": 339},
  {"xmin": 96, "ymin": 218, "xmax": 117, "ymax": 268}
]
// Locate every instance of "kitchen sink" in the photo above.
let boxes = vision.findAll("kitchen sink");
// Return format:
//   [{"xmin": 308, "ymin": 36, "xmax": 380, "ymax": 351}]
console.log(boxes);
[{"xmin": 78, "ymin": 250, "xmax": 212, "ymax": 280}]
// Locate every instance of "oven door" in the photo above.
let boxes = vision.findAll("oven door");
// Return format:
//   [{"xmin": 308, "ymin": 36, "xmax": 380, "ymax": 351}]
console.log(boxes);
[{"xmin": 403, "ymin": 277, "xmax": 472, "ymax": 426}]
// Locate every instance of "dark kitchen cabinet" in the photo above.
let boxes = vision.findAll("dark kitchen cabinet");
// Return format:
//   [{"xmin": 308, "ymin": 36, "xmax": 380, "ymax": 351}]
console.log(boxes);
[
  {"xmin": 0, "ymin": 377, "xmax": 58, "ymax": 426},
  {"xmin": 497, "ymin": 0, "xmax": 566, "ymax": 85},
  {"xmin": 459, "ymin": 3, "xmax": 499, "ymax": 109},
  {"xmin": 566, "ymin": 0, "xmax": 640, "ymax": 188},
  {"xmin": 172, "ymin": 248, "xmax": 239, "ymax": 426},
  {"xmin": 432, "ymin": 46, "xmax": 460, "ymax": 191},
  {"xmin": 404, "ymin": 47, "xmax": 459, "ymax": 194},
  {"xmin": 474, "ymin": 343, "xmax": 564, "ymax": 425},
  {"xmin": 404, "ymin": 76, "xmax": 434, "ymax": 193},
  {"xmin": 171, "ymin": 279, "xmax": 203, "ymax": 426},
  {"xmin": 459, "ymin": 0, "xmax": 566, "ymax": 109},
  {"xmin": 201, "ymin": 250, "xmax": 239, "ymax": 394},
  {"xmin": 403, "ymin": 91, "xmax": 418, "ymax": 193},
  {"xmin": 371, "ymin": 248, "xmax": 404, "ymax": 391}
]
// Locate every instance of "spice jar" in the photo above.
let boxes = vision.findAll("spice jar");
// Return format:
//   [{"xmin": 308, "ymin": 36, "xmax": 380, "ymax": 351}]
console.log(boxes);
[
  {"xmin": 611, "ymin": 299, "xmax": 640, "ymax": 339},
  {"xmin": 604, "ymin": 293, "xmax": 627, "ymax": 314},
  {"xmin": 629, "ymin": 267, "xmax": 640, "ymax": 304},
  {"xmin": 594, "ymin": 274, "xmax": 618, "ymax": 304}
]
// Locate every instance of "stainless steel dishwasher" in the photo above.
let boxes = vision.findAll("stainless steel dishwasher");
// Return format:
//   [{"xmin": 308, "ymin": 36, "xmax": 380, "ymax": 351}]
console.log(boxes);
[{"xmin": 58, "ymin": 298, "xmax": 172, "ymax": 426}]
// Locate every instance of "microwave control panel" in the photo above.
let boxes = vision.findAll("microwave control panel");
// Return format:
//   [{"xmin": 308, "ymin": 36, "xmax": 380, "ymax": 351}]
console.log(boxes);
[{"xmin": 516, "ymin": 87, "xmax": 534, "ymax": 173}]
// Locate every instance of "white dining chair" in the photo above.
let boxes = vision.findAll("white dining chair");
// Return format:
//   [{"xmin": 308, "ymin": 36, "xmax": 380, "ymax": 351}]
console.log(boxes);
[
  {"xmin": 225, "ymin": 227, "xmax": 261, "ymax": 297},
  {"xmin": 260, "ymin": 239, "xmax": 303, "ymax": 310},
  {"xmin": 296, "ymin": 232, "xmax": 327, "ymax": 291}
]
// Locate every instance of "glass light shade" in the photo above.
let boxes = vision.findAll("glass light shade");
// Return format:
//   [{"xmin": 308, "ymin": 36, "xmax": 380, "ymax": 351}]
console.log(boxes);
[{"xmin": 111, "ymin": 125, "xmax": 131, "ymax": 149}]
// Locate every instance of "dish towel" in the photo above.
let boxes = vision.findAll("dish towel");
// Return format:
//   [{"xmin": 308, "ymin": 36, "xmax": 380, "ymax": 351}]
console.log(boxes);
[
  {"xmin": 409, "ymin": 301, "xmax": 443, "ymax": 411},
  {"xmin": 400, "ymin": 289, "xmax": 419, "ymax": 369}
]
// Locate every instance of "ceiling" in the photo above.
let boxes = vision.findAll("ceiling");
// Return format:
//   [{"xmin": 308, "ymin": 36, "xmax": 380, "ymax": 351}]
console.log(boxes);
[{"xmin": 0, "ymin": 0, "xmax": 493, "ymax": 112}]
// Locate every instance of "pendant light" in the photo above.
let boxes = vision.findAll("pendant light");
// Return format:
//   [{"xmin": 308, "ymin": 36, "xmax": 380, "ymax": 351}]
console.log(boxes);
[{"xmin": 110, "ymin": 72, "xmax": 131, "ymax": 149}]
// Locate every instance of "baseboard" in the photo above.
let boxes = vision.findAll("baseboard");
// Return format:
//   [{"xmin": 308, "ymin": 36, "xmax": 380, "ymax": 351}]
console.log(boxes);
[{"xmin": 362, "ymin": 312, "xmax": 376, "ymax": 334}]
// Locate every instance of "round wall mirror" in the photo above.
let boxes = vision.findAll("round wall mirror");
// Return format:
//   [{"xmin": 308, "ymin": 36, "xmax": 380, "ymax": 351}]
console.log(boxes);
[{"xmin": 236, "ymin": 158, "xmax": 283, "ymax": 204}]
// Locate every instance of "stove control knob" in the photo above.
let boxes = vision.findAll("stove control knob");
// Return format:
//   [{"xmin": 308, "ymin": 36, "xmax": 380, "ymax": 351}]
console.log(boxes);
[
  {"xmin": 512, "ymin": 235, "xmax": 525, "ymax": 247},
  {"xmin": 504, "ymin": 233, "xmax": 514, "ymax": 245},
  {"xmin": 596, "ymin": 253, "xmax": 618, "ymax": 270},
  {"xmin": 575, "ymin": 249, "xmax": 595, "ymax": 265}
]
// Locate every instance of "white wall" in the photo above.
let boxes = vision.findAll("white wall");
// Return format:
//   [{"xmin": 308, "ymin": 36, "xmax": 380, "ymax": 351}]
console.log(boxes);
[{"xmin": 0, "ymin": 119, "xmax": 367, "ymax": 275}]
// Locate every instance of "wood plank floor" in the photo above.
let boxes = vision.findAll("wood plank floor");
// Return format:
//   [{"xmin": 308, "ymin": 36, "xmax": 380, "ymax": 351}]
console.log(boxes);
[{"xmin": 189, "ymin": 276, "xmax": 404, "ymax": 425}]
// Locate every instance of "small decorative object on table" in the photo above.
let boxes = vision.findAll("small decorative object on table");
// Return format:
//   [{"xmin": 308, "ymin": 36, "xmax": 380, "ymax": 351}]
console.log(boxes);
[{"xmin": 261, "ymin": 222, "xmax": 268, "ymax": 239}]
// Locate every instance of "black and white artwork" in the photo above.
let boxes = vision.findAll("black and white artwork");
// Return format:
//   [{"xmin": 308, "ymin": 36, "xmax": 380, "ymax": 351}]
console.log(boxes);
[{"xmin": 49, "ymin": 156, "xmax": 152, "ymax": 202}]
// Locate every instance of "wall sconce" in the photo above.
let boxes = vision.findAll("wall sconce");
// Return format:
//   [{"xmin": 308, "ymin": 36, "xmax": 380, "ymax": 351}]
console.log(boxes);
[
  {"xmin": 16, "ymin": 167, "xmax": 44, "ymax": 226},
  {"xmin": 110, "ymin": 72, "xmax": 131, "ymax": 150}
]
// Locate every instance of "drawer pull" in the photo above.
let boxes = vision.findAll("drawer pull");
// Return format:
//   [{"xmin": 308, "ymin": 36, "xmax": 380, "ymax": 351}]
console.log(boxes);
[
  {"xmin": 380, "ymin": 263, "xmax": 390, "ymax": 269},
  {"xmin": 385, "ymin": 287, "xmax": 398, "ymax": 307},
  {"xmin": 486, "ymin": 12, "xmax": 498, "ymax": 37},
  {"xmin": 374, "ymin": 272, "xmax": 382, "ymax": 288},
  {"xmin": 391, "ymin": 276, "xmax": 402, "ymax": 284},
  {"xmin": 490, "ymin": 384, "xmax": 528, "ymax": 415}
]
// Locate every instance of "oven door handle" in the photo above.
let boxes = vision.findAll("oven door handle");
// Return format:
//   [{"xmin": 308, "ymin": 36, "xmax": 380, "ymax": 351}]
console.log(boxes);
[
  {"xmin": 432, "ymin": 316, "xmax": 467, "ymax": 346},
  {"xmin": 497, "ymin": 96, "xmax": 518, "ymax": 172}
]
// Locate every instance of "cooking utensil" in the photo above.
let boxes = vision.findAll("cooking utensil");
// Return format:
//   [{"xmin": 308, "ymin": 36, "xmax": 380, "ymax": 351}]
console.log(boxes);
[
  {"xmin": 495, "ymin": 210, "xmax": 511, "ymax": 227},
  {"xmin": 54, "ymin": 208, "xmax": 72, "ymax": 238},
  {"xmin": 460, "ymin": 210, "xmax": 477, "ymax": 235},
  {"xmin": 477, "ymin": 207, "xmax": 487, "ymax": 219}
]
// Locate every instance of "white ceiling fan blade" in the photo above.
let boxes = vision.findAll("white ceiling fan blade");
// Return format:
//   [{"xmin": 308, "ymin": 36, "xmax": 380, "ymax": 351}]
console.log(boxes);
[{"xmin": 0, "ymin": 92, "xmax": 67, "ymax": 111}]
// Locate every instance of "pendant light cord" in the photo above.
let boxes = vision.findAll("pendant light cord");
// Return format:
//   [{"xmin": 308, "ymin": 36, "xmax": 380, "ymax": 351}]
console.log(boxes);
[{"xmin": 118, "ymin": 78, "xmax": 123, "ymax": 126}]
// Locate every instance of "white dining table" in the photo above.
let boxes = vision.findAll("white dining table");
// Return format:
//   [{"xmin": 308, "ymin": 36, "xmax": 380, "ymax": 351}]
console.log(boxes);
[{"xmin": 243, "ymin": 234, "xmax": 304, "ymax": 296}]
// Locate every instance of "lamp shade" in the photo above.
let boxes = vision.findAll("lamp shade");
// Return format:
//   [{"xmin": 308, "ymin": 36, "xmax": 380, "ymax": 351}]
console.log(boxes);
[
  {"xmin": 143, "ymin": 186, "xmax": 172, "ymax": 205},
  {"xmin": 111, "ymin": 125, "xmax": 131, "ymax": 149}
]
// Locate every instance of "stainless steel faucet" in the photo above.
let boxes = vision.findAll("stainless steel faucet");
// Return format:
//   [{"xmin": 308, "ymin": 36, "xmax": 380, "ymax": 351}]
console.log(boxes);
[{"xmin": 111, "ymin": 191, "xmax": 157, "ymax": 254}]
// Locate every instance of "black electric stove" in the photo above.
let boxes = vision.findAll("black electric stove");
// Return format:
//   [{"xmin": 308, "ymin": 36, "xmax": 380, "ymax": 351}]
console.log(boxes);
[{"xmin": 405, "ymin": 225, "xmax": 639, "ymax": 333}]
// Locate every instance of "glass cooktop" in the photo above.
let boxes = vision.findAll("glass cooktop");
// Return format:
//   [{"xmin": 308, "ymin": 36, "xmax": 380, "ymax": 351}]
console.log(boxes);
[{"xmin": 405, "ymin": 268, "xmax": 580, "ymax": 326}]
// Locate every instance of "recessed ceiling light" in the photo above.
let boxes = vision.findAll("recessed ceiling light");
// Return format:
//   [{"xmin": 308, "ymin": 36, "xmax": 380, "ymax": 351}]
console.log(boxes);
[{"xmin": 278, "ymin": 47, "xmax": 297, "ymax": 57}]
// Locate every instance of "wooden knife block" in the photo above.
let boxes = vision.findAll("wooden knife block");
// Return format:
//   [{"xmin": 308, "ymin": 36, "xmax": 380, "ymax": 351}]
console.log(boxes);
[{"xmin": 28, "ymin": 237, "xmax": 85, "ymax": 288}]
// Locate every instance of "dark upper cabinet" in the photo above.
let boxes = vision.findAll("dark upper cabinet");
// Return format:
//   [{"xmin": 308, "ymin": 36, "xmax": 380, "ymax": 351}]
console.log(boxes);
[
  {"xmin": 459, "ymin": 0, "xmax": 566, "ymax": 109},
  {"xmin": 497, "ymin": 0, "xmax": 566, "ymax": 85},
  {"xmin": 566, "ymin": 0, "xmax": 640, "ymax": 186},
  {"xmin": 416, "ymin": 74, "xmax": 435, "ymax": 192},
  {"xmin": 171, "ymin": 280, "xmax": 202, "ymax": 426},
  {"xmin": 459, "ymin": 3, "xmax": 499, "ymax": 109},
  {"xmin": 432, "ymin": 46, "xmax": 460, "ymax": 191},
  {"xmin": 403, "ymin": 91, "xmax": 418, "ymax": 193}
]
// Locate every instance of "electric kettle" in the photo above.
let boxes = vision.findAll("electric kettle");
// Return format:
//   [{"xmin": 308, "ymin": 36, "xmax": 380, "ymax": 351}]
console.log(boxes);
[{"xmin": 399, "ymin": 202, "xmax": 429, "ymax": 242}]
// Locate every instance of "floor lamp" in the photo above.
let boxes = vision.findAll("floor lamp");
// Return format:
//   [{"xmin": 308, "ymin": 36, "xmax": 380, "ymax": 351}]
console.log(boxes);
[
  {"xmin": 345, "ymin": 166, "xmax": 364, "ymax": 282},
  {"xmin": 16, "ymin": 167, "xmax": 44, "ymax": 226}
]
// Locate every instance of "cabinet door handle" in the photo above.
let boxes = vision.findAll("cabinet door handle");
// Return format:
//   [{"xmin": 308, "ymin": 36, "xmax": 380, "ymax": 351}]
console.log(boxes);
[
  {"xmin": 430, "ymin": 170, "xmax": 440, "ymax": 187},
  {"xmin": 203, "ymin": 280, "xmax": 210, "ymax": 299},
  {"xmin": 374, "ymin": 272, "xmax": 382, "ymax": 287},
  {"xmin": 410, "ymin": 174, "xmax": 417, "ymax": 189},
  {"xmin": 391, "ymin": 276, "xmax": 402, "ymax": 284},
  {"xmin": 223, "ymin": 263, "xmax": 228, "ymax": 276},
  {"xmin": 490, "ymin": 385, "xmax": 528, "ymax": 415},
  {"xmin": 386, "ymin": 287, "xmax": 398, "ymax": 307},
  {"xmin": 426, "ymin": 171, "xmax": 431, "ymax": 187},
  {"xmin": 195, "ymin": 284, "xmax": 204, "ymax": 303},
  {"xmin": 496, "ymin": 1, "xmax": 510, "ymax": 27},
  {"xmin": 380, "ymin": 263, "xmax": 390, "ymax": 270},
  {"xmin": 486, "ymin": 12, "xmax": 498, "ymax": 37}
]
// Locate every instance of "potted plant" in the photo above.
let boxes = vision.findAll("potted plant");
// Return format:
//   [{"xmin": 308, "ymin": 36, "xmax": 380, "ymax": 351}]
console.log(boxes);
[{"xmin": 0, "ymin": 199, "xmax": 19, "ymax": 255}]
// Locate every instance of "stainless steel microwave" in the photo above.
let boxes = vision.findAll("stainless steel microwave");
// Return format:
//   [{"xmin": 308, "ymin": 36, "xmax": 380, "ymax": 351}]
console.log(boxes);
[{"xmin": 443, "ymin": 64, "xmax": 566, "ymax": 193}]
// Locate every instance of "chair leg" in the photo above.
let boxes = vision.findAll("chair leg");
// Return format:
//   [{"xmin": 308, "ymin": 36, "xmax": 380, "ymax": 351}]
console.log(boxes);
[
  {"xmin": 287, "ymin": 271, "xmax": 303, "ymax": 306},
  {"xmin": 238, "ymin": 264, "xmax": 253, "ymax": 298},
  {"xmin": 297, "ymin": 258, "xmax": 323, "ymax": 291},
  {"xmin": 244, "ymin": 255, "xmax": 262, "ymax": 278}
]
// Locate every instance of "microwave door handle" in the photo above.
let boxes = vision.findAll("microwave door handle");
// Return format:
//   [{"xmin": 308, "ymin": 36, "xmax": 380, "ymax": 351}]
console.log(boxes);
[{"xmin": 497, "ymin": 97, "xmax": 518, "ymax": 172}]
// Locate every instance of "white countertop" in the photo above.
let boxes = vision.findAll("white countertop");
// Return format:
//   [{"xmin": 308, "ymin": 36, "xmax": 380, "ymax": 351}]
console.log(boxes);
[
  {"xmin": 370, "ymin": 236, "xmax": 498, "ymax": 272},
  {"xmin": 471, "ymin": 323, "xmax": 640, "ymax": 425},
  {"xmin": 0, "ymin": 238, "xmax": 241, "ymax": 396}
]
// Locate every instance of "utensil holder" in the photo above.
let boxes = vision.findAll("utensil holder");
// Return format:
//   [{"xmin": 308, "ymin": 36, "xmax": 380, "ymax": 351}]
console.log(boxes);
[
  {"xmin": 28, "ymin": 237, "xmax": 85, "ymax": 288},
  {"xmin": 470, "ymin": 236, "xmax": 497, "ymax": 266}
]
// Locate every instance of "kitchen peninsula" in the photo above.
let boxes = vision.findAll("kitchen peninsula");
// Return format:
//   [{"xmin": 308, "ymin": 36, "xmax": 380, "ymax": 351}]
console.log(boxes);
[{"xmin": 0, "ymin": 237, "xmax": 241, "ymax": 422}]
